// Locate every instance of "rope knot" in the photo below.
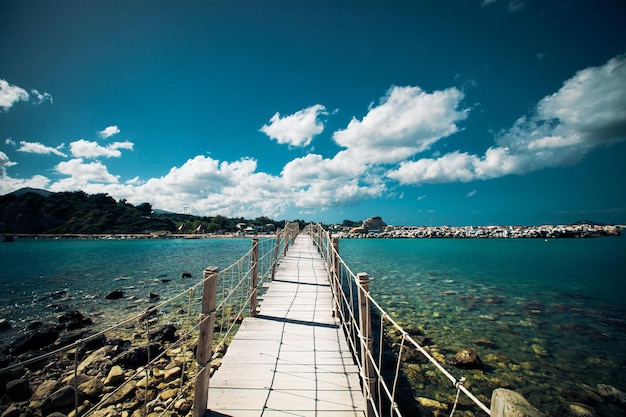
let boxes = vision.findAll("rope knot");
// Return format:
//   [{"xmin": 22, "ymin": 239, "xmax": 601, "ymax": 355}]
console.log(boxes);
[{"xmin": 455, "ymin": 376, "xmax": 466, "ymax": 388}]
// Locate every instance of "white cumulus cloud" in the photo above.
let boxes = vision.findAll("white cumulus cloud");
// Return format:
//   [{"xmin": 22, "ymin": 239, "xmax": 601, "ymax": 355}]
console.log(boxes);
[
  {"xmin": 128, "ymin": 156, "xmax": 290, "ymax": 218},
  {"xmin": 333, "ymin": 85, "xmax": 468, "ymax": 165},
  {"xmin": 69, "ymin": 139, "xmax": 134, "ymax": 158},
  {"xmin": 281, "ymin": 153, "xmax": 384, "ymax": 208},
  {"xmin": 99, "ymin": 126, "xmax": 121, "ymax": 139},
  {"xmin": 17, "ymin": 141, "xmax": 67, "ymax": 157},
  {"xmin": 0, "ymin": 150, "xmax": 18, "ymax": 176},
  {"xmin": 52, "ymin": 159, "xmax": 120, "ymax": 187},
  {"xmin": 0, "ymin": 80, "xmax": 29, "ymax": 111},
  {"xmin": 260, "ymin": 104, "xmax": 328, "ymax": 147},
  {"xmin": 388, "ymin": 55, "xmax": 626, "ymax": 185},
  {"xmin": 0, "ymin": 80, "xmax": 52, "ymax": 111}
]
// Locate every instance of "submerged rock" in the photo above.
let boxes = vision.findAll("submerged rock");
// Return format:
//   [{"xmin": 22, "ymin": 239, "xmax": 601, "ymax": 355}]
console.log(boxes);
[
  {"xmin": 416, "ymin": 396, "xmax": 448, "ymax": 411},
  {"xmin": 446, "ymin": 348, "xmax": 483, "ymax": 369},
  {"xmin": 597, "ymin": 384, "xmax": 626, "ymax": 405},
  {"xmin": 473, "ymin": 338, "xmax": 496, "ymax": 348},
  {"xmin": 568, "ymin": 402, "xmax": 597, "ymax": 417}
]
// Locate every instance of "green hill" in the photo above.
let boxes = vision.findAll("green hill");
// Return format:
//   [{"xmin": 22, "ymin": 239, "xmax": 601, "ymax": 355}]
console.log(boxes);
[
  {"xmin": 0, "ymin": 189, "xmax": 176, "ymax": 234},
  {"xmin": 0, "ymin": 189, "xmax": 293, "ymax": 235}
]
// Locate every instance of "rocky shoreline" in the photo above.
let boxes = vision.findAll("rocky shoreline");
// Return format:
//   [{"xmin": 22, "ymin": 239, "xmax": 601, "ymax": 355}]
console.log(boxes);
[{"xmin": 0, "ymin": 306, "xmax": 223, "ymax": 417}]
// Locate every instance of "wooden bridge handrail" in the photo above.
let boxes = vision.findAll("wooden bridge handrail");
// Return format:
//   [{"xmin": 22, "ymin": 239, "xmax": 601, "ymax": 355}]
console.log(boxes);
[{"xmin": 304, "ymin": 222, "xmax": 492, "ymax": 416}]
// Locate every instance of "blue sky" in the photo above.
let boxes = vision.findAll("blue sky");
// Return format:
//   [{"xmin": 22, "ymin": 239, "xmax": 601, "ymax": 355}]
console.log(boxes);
[{"xmin": 1, "ymin": 0, "xmax": 625, "ymax": 226}]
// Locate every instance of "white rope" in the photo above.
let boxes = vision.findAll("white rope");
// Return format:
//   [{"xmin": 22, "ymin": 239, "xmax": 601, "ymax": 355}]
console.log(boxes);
[
  {"xmin": 450, "ymin": 377, "xmax": 467, "ymax": 416},
  {"xmin": 6, "ymin": 232, "xmax": 289, "ymax": 417},
  {"xmin": 311, "ymin": 226, "xmax": 491, "ymax": 416}
]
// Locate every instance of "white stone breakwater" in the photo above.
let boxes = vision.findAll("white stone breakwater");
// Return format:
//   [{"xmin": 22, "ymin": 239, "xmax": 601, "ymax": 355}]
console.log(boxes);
[{"xmin": 342, "ymin": 223, "xmax": 622, "ymax": 239}]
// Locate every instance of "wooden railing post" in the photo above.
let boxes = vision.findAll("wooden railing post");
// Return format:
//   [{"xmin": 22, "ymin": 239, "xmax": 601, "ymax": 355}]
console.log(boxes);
[
  {"xmin": 250, "ymin": 238, "xmax": 259, "ymax": 317},
  {"xmin": 193, "ymin": 266, "xmax": 219, "ymax": 417},
  {"xmin": 325, "ymin": 230, "xmax": 331, "ymax": 278},
  {"xmin": 332, "ymin": 237, "xmax": 340, "ymax": 319},
  {"xmin": 358, "ymin": 272, "xmax": 375, "ymax": 417},
  {"xmin": 283, "ymin": 223, "xmax": 290, "ymax": 256},
  {"xmin": 271, "ymin": 229, "xmax": 282, "ymax": 281}
]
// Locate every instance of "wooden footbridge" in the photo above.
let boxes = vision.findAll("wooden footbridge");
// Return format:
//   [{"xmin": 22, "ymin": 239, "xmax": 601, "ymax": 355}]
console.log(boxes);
[
  {"xmin": 0, "ymin": 224, "xmax": 542, "ymax": 417},
  {"xmin": 205, "ymin": 234, "xmax": 365, "ymax": 416},
  {"xmin": 190, "ymin": 225, "xmax": 543, "ymax": 417}
]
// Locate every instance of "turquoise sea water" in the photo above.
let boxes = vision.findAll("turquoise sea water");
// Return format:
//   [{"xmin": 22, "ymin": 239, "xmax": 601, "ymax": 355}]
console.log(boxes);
[
  {"xmin": 338, "ymin": 236, "xmax": 626, "ymax": 416},
  {"xmin": 0, "ymin": 238, "xmax": 252, "ymax": 329},
  {"xmin": 1, "ymin": 235, "xmax": 625, "ymax": 415}
]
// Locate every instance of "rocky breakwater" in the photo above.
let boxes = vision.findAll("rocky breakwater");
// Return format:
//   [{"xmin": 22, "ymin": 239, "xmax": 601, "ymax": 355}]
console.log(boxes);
[
  {"xmin": 345, "ymin": 218, "xmax": 621, "ymax": 239},
  {"xmin": 0, "ymin": 310, "xmax": 223, "ymax": 417}
]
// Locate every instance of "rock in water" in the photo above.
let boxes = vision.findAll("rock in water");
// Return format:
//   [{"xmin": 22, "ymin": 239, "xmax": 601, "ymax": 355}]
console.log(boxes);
[
  {"xmin": 0, "ymin": 318, "xmax": 11, "ymax": 331},
  {"xmin": 8, "ymin": 325, "xmax": 60, "ymax": 355},
  {"xmin": 569, "ymin": 402, "xmax": 597, "ymax": 417},
  {"xmin": 446, "ymin": 348, "xmax": 483, "ymax": 369},
  {"xmin": 597, "ymin": 384, "xmax": 626, "ymax": 405},
  {"xmin": 416, "ymin": 397, "xmax": 448, "ymax": 411},
  {"xmin": 105, "ymin": 289, "xmax": 124, "ymax": 300}
]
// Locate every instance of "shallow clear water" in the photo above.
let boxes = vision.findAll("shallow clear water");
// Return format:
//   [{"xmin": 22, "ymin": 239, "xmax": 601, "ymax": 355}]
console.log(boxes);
[
  {"xmin": 0, "ymin": 238, "xmax": 251, "ymax": 331},
  {"xmin": 338, "ymin": 236, "xmax": 626, "ymax": 416},
  {"xmin": 1, "ymin": 235, "xmax": 624, "ymax": 415}
]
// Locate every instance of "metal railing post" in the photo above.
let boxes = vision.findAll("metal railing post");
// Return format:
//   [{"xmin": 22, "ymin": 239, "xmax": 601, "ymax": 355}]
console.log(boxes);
[
  {"xmin": 193, "ymin": 266, "xmax": 219, "ymax": 417},
  {"xmin": 358, "ymin": 272, "xmax": 376, "ymax": 417}
]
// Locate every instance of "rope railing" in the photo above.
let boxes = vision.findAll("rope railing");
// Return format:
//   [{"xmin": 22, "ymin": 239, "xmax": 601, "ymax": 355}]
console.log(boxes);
[
  {"xmin": 305, "ymin": 223, "xmax": 491, "ymax": 417},
  {"xmin": 0, "ymin": 222, "xmax": 300, "ymax": 417}
]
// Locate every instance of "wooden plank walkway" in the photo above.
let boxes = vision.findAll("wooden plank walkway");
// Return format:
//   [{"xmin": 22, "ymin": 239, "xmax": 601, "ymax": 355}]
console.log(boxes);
[{"xmin": 207, "ymin": 234, "xmax": 366, "ymax": 417}]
